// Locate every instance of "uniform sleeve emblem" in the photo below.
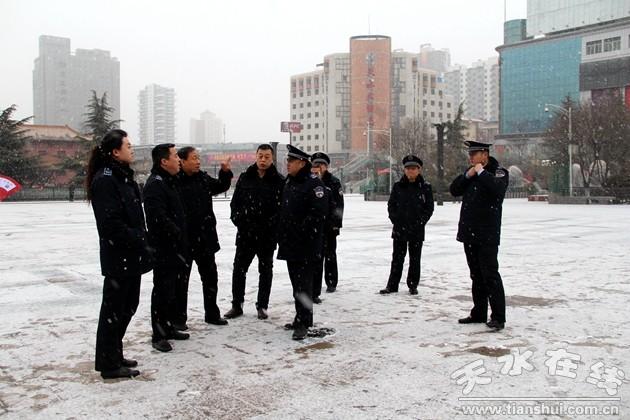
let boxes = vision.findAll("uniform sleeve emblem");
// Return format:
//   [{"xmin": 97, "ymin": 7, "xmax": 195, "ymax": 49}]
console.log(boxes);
[
  {"xmin": 314, "ymin": 186, "xmax": 325, "ymax": 198},
  {"xmin": 495, "ymin": 169, "xmax": 506, "ymax": 178},
  {"xmin": 338, "ymin": 189, "xmax": 343, "ymax": 196},
  {"xmin": 155, "ymin": 175, "xmax": 163, "ymax": 181},
  {"xmin": 103, "ymin": 168, "xmax": 112, "ymax": 176}
]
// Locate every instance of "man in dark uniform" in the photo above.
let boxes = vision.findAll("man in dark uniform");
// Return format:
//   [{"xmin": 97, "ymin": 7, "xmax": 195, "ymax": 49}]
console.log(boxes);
[
  {"xmin": 225, "ymin": 144, "xmax": 285, "ymax": 320},
  {"xmin": 88, "ymin": 129, "xmax": 152, "ymax": 379},
  {"xmin": 143, "ymin": 144, "xmax": 191, "ymax": 352},
  {"xmin": 380, "ymin": 155, "xmax": 434, "ymax": 295},
  {"xmin": 450, "ymin": 140, "xmax": 509, "ymax": 331},
  {"xmin": 176, "ymin": 147, "xmax": 233, "ymax": 329},
  {"xmin": 277, "ymin": 145, "xmax": 328, "ymax": 340},
  {"xmin": 310, "ymin": 152, "xmax": 344, "ymax": 301}
]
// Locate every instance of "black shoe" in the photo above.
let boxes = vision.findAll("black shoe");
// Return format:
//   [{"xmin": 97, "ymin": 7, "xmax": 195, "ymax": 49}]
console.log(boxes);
[
  {"xmin": 101, "ymin": 366, "xmax": 140, "ymax": 379},
  {"xmin": 205, "ymin": 317, "xmax": 229, "ymax": 326},
  {"xmin": 326, "ymin": 286, "xmax": 336, "ymax": 293},
  {"xmin": 380, "ymin": 287, "xmax": 397, "ymax": 294},
  {"xmin": 168, "ymin": 330, "xmax": 190, "ymax": 340},
  {"xmin": 458, "ymin": 316, "xmax": 487, "ymax": 324},
  {"xmin": 152, "ymin": 339, "xmax": 173, "ymax": 353},
  {"xmin": 121, "ymin": 358, "xmax": 138, "ymax": 368},
  {"xmin": 312, "ymin": 296, "xmax": 322, "ymax": 304},
  {"xmin": 486, "ymin": 320, "xmax": 505, "ymax": 331},
  {"xmin": 284, "ymin": 322, "xmax": 295, "ymax": 330},
  {"xmin": 224, "ymin": 306, "xmax": 243, "ymax": 319},
  {"xmin": 409, "ymin": 287, "xmax": 418, "ymax": 295},
  {"xmin": 172, "ymin": 322, "xmax": 188, "ymax": 331},
  {"xmin": 257, "ymin": 308, "xmax": 268, "ymax": 320},
  {"xmin": 292, "ymin": 325, "xmax": 308, "ymax": 340}
]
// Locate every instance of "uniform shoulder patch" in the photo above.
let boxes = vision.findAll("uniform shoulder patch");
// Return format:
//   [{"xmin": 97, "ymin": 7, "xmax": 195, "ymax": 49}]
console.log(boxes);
[
  {"xmin": 310, "ymin": 173, "xmax": 318, "ymax": 179},
  {"xmin": 103, "ymin": 167, "xmax": 112, "ymax": 176},
  {"xmin": 495, "ymin": 169, "xmax": 506, "ymax": 178},
  {"xmin": 314, "ymin": 186, "xmax": 325, "ymax": 198},
  {"xmin": 338, "ymin": 189, "xmax": 344, "ymax": 196},
  {"xmin": 155, "ymin": 175, "xmax": 163, "ymax": 181}
]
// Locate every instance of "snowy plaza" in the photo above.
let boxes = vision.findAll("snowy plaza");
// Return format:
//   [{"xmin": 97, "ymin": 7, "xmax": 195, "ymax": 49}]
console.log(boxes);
[{"xmin": 0, "ymin": 196, "xmax": 628, "ymax": 419}]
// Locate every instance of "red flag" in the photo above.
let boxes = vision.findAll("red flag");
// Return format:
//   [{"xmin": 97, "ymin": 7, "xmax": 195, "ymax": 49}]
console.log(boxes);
[{"xmin": 0, "ymin": 174, "xmax": 22, "ymax": 201}]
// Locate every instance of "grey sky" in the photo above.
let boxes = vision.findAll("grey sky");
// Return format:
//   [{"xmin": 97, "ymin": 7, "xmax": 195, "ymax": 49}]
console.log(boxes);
[{"xmin": 2, "ymin": 0, "xmax": 527, "ymax": 144}]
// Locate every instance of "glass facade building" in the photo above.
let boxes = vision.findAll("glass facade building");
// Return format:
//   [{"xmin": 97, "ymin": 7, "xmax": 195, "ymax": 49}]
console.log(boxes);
[{"xmin": 499, "ymin": 36, "xmax": 582, "ymax": 135}]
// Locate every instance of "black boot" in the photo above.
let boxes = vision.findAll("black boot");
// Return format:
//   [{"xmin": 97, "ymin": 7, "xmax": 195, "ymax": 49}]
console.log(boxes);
[
  {"xmin": 121, "ymin": 358, "xmax": 138, "ymax": 368},
  {"xmin": 151, "ymin": 339, "xmax": 173, "ymax": 353},
  {"xmin": 224, "ymin": 305, "xmax": 243, "ymax": 319},
  {"xmin": 257, "ymin": 308, "xmax": 268, "ymax": 320},
  {"xmin": 292, "ymin": 325, "xmax": 308, "ymax": 340},
  {"xmin": 380, "ymin": 287, "xmax": 398, "ymax": 294},
  {"xmin": 458, "ymin": 316, "xmax": 487, "ymax": 324},
  {"xmin": 101, "ymin": 366, "xmax": 140, "ymax": 379},
  {"xmin": 486, "ymin": 319, "xmax": 505, "ymax": 331}
]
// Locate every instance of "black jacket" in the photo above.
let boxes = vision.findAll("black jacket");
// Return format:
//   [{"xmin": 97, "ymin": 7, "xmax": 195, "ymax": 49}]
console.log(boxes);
[
  {"xmin": 90, "ymin": 160, "xmax": 153, "ymax": 277},
  {"xmin": 277, "ymin": 164, "xmax": 329, "ymax": 261},
  {"xmin": 178, "ymin": 169, "xmax": 233, "ymax": 255},
  {"xmin": 143, "ymin": 167, "xmax": 189, "ymax": 268},
  {"xmin": 230, "ymin": 163, "xmax": 284, "ymax": 249},
  {"xmin": 449, "ymin": 156, "xmax": 509, "ymax": 246},
  {"xmin": 388, "ymin": 175, "xmax": 434, "ymax": 242},
  {"xmin": 321, "ymin": 171, "xmax": 344, "ymax": 235}
]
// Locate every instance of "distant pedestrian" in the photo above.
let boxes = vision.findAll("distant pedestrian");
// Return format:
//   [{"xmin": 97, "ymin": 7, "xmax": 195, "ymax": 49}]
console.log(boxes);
[
  {"xmin": 450, "ymin": 140, "xmax": 509, "ymax": 331},
  {"xmin": 225, "ymin": 144, "xmax": 284, "ymax": 320},
  {"xmin": 380, "ymin": 155, "xmax": 434, "ymax": 295},
  {"xmin": 277, "ymin": 145, "xmax": 328, "ymax": 340},
  {"xmin": 87, "ymin": 129, "xmax": 151, "ymax": 379}
]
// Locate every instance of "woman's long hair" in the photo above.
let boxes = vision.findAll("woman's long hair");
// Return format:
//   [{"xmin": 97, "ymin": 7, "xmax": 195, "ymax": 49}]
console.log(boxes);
[{"xmin": 85, "ymin": 129, "xmax": 127, "ymax": 203}]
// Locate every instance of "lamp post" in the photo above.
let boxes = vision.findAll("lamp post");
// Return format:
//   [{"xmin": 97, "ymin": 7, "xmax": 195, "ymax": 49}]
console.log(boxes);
[
  {"xmin": 544, "ymin": 103, "xmax": 573, "ymax": 196},
  {"xmin": 366, "ymin": 125, "xmax": 393, "ymax": 192}
]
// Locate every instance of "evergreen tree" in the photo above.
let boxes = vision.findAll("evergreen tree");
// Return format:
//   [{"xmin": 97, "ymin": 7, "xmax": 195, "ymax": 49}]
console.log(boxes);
[
  {"xmin": 0, "ymin": 104, "xmax": 41, "ymax": 184},
  {"xmin": 83, "ymin": 90, "xmax": 122, "ymax": 142}
]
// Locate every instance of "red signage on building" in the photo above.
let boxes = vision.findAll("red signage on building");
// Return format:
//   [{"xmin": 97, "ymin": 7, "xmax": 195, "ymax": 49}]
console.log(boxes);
[{"xmin": 280, "ymin": 121, "xmax": 303, "ymax": 133}]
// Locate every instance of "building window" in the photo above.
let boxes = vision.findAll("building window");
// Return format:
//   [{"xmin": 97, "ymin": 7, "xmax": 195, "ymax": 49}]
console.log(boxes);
[
  {"xmin": 307, "ymin": 102, "xmax": 311, "ymax": 107},
  {"xmin": 439, "ymin": 113, "xmax": 443, "ymax": 119},
  {"xmin": 300, "ymin": 136, "xmax": 304, "ymax": 140},
  {"xmin": 292, "ymin": 104, "xmax": 296, "ymax": 109},
  {"xmin": 431, "ymin": 100, "xmax": 435, "ymax": 106},
  {"xmin": 307, "ymin": 124, "xmax": 311, "ymax": 129},
  {"xmin": 315, "ymin": 100, "xmax": 319, "ymax": 106},
  {"xmin": 423, "ymin": 111, "xmax": 427, "ymax": 118},
  {"xmin": 292, "ymin": 93, "xmax": 296, "ymax": 99},
  {"xmin": 447, "ymin": 113, "xmax": 451, "ymax": 119},
  {"xmin": 314, "ymin": 123, "xmax": 319, "ymax": 128},
  {"xmin": 603, "ymin": 36, "xmax": 621, "ymax": 52},
  {"xmin": 431, "ymin": 112, "xmax": 435, "ymax": 117},
  {"xmin": 315, "ymin": 134, "xmax": 319, "ymax": 139},
  {"xmin": 307, "ymin": 90, "xmax": 311, "ymax": 96},
  {"xmin": 300, "ymin": 103, "xmax": 304, "ymax": 108},
  {"xmin": 586, "ymin": 40, "xmax": 602, "ymax": 55},
  {"xmin": 447, "ymin": 102, "xmax": 451, "ymax": 108},
  {"xmin": 314, "ymin": 112, "xmax": 319, "ymax": 117},
  {"xmin": 307, "ymin": 113, "xmax": 311, "ymax": 118},
  {"xmin": 314, "ymin": 145, "xmax": 319, "ymax": 151},
  {"xmin": 423, "ymin": 100, "xmax": 427, "ymax": 106},
  {"xmin": 307, "ymin": 135, "xmax": 311, "ymax": 140},
  {"xmin": 307, "ymin": 146, "xmax": 312, "ymax": 151},
  {"xmin": 299, "ymin": 113, "xmax": 303, "ymax": 119},
  {"xmin": 315, "ymin": 89, "xmax": 319, "ymax": 95},
  {"xmin": 292, "ymin": 114, "xmax": 296, "ymax": 120}
]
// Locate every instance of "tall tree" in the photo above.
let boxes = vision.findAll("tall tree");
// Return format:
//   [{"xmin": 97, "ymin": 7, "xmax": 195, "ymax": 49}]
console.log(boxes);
[
  {"xmin": 83, "ymin": 90, "xmax": 122, "ymax": 142},
  {"xmin": 0, "ymin": 104, "xmax": 42, "ymax": 184},
  {"xmin": 442, "ymin": 102, "xmax": 468, "ymax": 180}
]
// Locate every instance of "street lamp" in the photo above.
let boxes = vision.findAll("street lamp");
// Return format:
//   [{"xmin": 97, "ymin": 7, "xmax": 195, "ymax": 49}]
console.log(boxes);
[
  {"xmin": 544, "ymin": 103, "xmax": 573, "ymax": 196},
  {"xmin": 366, "ymin": 125, "xmax": 393, "ymax": 192}
]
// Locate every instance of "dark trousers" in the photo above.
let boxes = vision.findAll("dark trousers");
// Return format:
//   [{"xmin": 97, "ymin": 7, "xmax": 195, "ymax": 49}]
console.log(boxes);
[
  {"xmin": 287, "ymin": 260, "xmax": 315, "ymax": 328},
  {"xmin": 387, "ymin": 239, "xmax": 423, "ymax": 290},
  {"xmin": 464, "ymin": 243, "xmax": 506, "ymax": 323},
  {"xmin": 231, "ymin": 243, "xmax": 274, "ymax": 309},
  {"xmin": 151, "ymin": 266, "xmax": 181, "ymax": 341},
  {"xmin": 176, "ymin": 250, "xmax": 221, "ymax": 323},
  {"xmin": 95, "ymin": 275, "xmax": 141, "ymax": 371},
  {"xmin": 313, "ymin": 233, "xmax": 338, "ymax": 298}
]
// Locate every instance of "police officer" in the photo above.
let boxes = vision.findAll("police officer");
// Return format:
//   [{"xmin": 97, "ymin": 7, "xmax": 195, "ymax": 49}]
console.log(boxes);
[
  {"xmin": 277, "ymin": 145, "xmax": 328, "ymax": 340},
  {"xmin": 450, "ymin": 140, "xmax": 509, "ymax": 331},
  {"xmin": 176, "ymin": 147, "xmax": 233, "ymax": 328},
  {"xmin": 143, "ymin": 144, "xmax": 191, "ymax": 352},
  {"xmin": 310, "ymin": 152, "xmax": 344, "ymax": 301},
  {"xmin": 380, "ymin": 155, "xmax": 434, "ymax": 295},
  {"xmin": 86, "ymin": 129, "xmax": 151, "ymax": 379},
  {"xmin": 225, "ymin": 144, "xmax": 285, "ymax": 320}
]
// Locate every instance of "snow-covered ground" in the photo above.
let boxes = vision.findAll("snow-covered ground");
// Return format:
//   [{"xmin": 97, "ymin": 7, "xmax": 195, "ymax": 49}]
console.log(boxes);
[{"xmin": 0, "ymin": 196, "xmax": 628, "ymax": 419}]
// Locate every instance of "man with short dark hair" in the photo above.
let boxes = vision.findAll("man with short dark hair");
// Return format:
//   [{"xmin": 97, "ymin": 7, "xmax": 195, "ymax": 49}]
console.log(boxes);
[
  {"xmin": 450, "ymin": 140, "xmax": 509, "ymax": 331},
  {"xmin": 176, "ymin": 146, "xmax": 233, "ymax": 328},
  {"xmin": 310, "ymin": 152, "xmax": 344, "ymax": 300},
  {"xmin": 277, "ymin": 145, "xmax": 328, "ymax": 340},
  {"xmin": 380, "ymin": 154, "xmax": 434, "ymax": 295},
  {"xmin": 143, "ymin": 144, "xmax": 190, "ymax": 352},
  {"xmin": 225, "ymin": 144, "xmax": 284, "ymax": 320}
]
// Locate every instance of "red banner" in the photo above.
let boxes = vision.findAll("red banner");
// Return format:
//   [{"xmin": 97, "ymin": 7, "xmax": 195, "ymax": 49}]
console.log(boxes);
[{"xmin": 0, "ymin": 174, "xmax": 21, "ymax": 201}]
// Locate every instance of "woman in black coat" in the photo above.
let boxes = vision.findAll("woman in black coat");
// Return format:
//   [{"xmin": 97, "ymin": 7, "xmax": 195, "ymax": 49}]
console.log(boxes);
[{"xmin": 86, "ymin": 129, "xmax": 153, "ymax": 379}]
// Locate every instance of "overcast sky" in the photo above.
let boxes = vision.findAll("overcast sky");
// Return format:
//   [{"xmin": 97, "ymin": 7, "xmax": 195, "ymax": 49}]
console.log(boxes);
[{"xmin": 2, "ymin": 0, "xmax": 527, "ymax": 144}]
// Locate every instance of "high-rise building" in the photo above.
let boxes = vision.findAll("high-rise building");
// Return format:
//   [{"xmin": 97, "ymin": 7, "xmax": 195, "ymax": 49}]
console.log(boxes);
[
  {"xmin": 33, "ymin": 35, "xmax": 120, "ymax": 130},
  {"xmin": 189, "ymin": 111, "xmax": 225, "ymax": 144},
  {"xmin": 289, "ymin": 36, "xmax": 454, "ymax": 155},
  {"xmin": 418, "ymin": 43, "xmax": 451, "ymax": 72},
  {"xmin": 497, "ymin": 0, "xmax": 630, "ymax": 151},
  {"xmin": 138, "ymin": 84, "xmax": 175, "ymax": 145},
  {"xmin": 445, "ymin": 57, "xmax": 499, "ymax": 122}
]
